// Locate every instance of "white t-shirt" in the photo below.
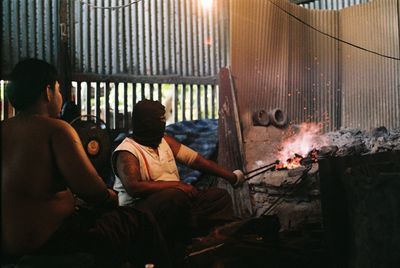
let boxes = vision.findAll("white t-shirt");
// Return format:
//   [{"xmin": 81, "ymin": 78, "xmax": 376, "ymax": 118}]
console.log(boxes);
[{"xmin": 112, "ymin": 137, "xmax": 180, "ymax": 205}]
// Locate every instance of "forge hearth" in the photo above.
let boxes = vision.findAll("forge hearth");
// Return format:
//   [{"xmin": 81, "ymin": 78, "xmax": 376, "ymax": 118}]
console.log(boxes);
[
  {"xmin": 245, "ymin": 125, "xmax": 400, "ymax": 233},
  {"xmin": 245, "ymin": 129, "xmax": 400, "ymax": 267},
  {"xmin": 319, "ymin": 150, "xmax": 400, "ymax": 267},
  {"xmin": 249, "ymin": 163, "xmax": 322, "ymax": 229}
]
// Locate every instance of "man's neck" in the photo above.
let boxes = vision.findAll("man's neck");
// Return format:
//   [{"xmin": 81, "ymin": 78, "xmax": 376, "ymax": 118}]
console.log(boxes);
[{"xmin": 17, "ymin": 105, "xmax": 50, "ymax": 118}]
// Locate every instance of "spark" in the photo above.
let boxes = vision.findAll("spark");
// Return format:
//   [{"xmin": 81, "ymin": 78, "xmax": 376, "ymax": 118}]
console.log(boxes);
[{"xmin": 276, "ymin": 122, "xmax": 329, "ymax": 165}]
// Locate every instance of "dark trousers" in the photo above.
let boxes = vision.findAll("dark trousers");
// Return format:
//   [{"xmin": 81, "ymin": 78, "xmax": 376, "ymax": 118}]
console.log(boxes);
[
  {"xmin": 37, "ymin": 206, "xmax": 174, "ymax": 267},
  {"xmin": 191, "ymin": 187, "xmax": 234, "ymax": 234},
  {"xmin": 134, "ymin": 187, "xmax": 234, "ymax": 238}
]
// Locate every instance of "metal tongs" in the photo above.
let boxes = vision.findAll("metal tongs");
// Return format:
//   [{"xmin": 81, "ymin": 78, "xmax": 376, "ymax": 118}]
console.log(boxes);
[{"xmin": 244, "ymin": 160, "xmax": 280, "ymax": 181}]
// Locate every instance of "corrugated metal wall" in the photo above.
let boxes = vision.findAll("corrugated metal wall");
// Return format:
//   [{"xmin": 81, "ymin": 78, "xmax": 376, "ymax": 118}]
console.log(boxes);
[
  {"xmin": 69, "ymin": 0, "xmax": 229, "ymax": 77},
  {"xmin": 340, "ymin": 0, "xmax": 400, "ymax": 129},
  {"xmin": 1, "ymin": 0, "xmax": 60, "ymax": 76},
  {"xmin": 287, "ymin": 5, "xmax": 340, "ymax": 131},
  {"xmin": 1, "ymin": 0, "xmax": 229, "ymax": 125},
  {"xmin": 231, "ymin": 0, "xmax": 339, "ymax": 135},
  {"xmin": 1, "ymin": 0, "xmax": 229, "ymax": 79},
  {"xmin": 301, "ymin": 0, "xmax": 370, "ymax": 10},
  {"xmin": 231, "ymin": 0, "xmax": 400, "ymax": 136}
]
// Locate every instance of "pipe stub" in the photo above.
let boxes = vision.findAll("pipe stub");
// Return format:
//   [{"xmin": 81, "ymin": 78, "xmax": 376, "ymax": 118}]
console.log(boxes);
[
  {"xmin": 252, "ymin": 110, "xmax": 270, "ymax": 126},
  {"xmin": 269, "ymin": 108, "xmax": 288, "ymax": 128}
]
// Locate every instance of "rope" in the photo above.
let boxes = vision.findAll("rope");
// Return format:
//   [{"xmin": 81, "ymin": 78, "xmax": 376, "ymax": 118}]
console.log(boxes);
[
  {"xmin": 79, "ymin": 0, "xmax": 142, "ymax": 10},
  {"xmin": 267, "ymin": 0, "xmax": 400, "ymax": 61}
]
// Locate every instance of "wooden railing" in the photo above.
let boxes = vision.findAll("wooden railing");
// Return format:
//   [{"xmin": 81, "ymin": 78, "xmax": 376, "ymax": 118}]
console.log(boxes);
[{"xmin": 1, "ymin": 76, "xmax": 220, "ymax": 130}]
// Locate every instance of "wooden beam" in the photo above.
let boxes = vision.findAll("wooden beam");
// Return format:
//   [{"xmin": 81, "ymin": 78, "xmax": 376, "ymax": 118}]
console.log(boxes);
[
  {"xmin": 70, "ymin": 73, "xmax": 218, "ymax": 85},
  {"xmin": 59, "ymin": 0, "xmax": 72, "ymax": 101},
  {"xmin": 289, "ymin": 0, "xmax": 314, "ymax": 4}
]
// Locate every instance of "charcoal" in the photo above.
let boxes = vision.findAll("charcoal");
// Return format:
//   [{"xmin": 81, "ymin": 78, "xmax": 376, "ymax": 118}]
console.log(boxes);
[
  {"xmin": 377, "ymin": 136, "xmax": 386, "ymax": 142},
  {"xmin": 336, "ymin": 148, "xmax": 349, "ymax": 157},
  {"xmin": 339, "ymin": 128, "xmax": 362, "ymax": 136},
  {"xmin": 353, "ymin": 141, "xmax": 368, "ymax": 154},
  {"xmin": 389, "ymin": 133, "xmax": 400, "ymax": 140},
  {"xmin": 323, "ymin": 126, "xmax": 400, "ymax": 157},
  {"xmin": 288, "ymin": 166, "xmax": 307, "ymax": 177},
  {"xmin": 318, "ymin": 145, "xmax": 338, "ymax": 158},
  {"xmin": 380, "ymin": 144, "xmax": 394, "ymax": 151},
  {"xmin": 370, "ymin": 144, "xmax": 379, "ymax": 154},
  {"xmin": 300, "ymin": 157, "xmax": 314, "ymax": 166},
  {"xmin": 371, "ymin": 126, "xmax": 388, "ymax": 137}
]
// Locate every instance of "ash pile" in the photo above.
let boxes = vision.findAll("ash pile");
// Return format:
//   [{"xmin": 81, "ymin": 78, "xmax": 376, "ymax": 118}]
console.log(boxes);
[{"xmin": 323, "ymin": 126, "xmax": 400, "ymax": 157}]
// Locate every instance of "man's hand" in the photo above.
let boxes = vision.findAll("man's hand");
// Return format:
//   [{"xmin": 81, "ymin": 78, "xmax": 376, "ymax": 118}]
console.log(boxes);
[
  {"xmin": 173, "ymin": 182, "xmax": 198, "ymax": 198},
  {"xmin": 232, "ymin": 170, "xmax": 245, "ymax": 189}
]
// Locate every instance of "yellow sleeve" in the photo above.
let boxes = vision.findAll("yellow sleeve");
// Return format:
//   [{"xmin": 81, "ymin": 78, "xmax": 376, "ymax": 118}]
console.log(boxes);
[{"xmin": 176, "ymin": 144, "xmax": 198, "ymax": 166}]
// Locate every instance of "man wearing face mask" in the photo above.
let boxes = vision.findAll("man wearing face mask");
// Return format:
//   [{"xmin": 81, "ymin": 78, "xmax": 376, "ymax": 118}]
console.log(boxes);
[{"xmin": 112, "ymin": 100, "xmax": 245, "ymax": 241}]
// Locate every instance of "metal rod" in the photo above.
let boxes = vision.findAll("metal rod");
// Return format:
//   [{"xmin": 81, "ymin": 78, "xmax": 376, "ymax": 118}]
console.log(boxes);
[
  {"xmin": 244, "ymin": 160, "xmax": 280, "ymax": 176},
  {"xmin": 245, "ymin": 166, "xmax": 276, "ymax": 180}
]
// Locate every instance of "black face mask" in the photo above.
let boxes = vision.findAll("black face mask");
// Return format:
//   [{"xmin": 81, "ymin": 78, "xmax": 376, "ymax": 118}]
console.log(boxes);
[{"xmin": 131, "ymin": 99, "xmax": 166, "ymax": 148}]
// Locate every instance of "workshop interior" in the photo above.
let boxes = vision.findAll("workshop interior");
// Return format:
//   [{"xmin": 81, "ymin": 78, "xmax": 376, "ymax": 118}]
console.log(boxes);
[{"xmin": 1, "ymin": 0, "xmax": 400, "ymax": 267}]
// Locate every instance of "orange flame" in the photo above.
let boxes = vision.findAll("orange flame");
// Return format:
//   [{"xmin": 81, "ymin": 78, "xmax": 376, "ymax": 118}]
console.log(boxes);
[
  {"xmin": 275, "ymin": 156, "xmax": 303, "ymax": 170},
  {"xmin": 276, "ymin": 123, "xmax": 328, "ymax": 169}
]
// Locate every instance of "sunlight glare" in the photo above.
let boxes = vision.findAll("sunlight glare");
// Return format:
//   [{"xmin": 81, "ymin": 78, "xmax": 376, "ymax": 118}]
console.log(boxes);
[{"xmin": 201, "ymin": 0, "xmax": 213, "ymax": 10}]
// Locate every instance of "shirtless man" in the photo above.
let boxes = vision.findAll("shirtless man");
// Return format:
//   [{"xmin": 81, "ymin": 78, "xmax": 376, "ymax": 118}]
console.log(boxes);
[{"xmin": 1, "ymin": 59, "xmax": 178, "ymax": 267}]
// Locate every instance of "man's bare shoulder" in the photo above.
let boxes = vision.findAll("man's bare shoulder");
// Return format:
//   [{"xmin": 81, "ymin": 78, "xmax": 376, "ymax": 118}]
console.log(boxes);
[
  {"xmin": 46, "ymin": 118, "xmax": 81, "ymax": 144},
  {"xmin": 2, "ymin": 115, "xmax": 71, "ymax": 134},
  {"xmin": 3, "ymin": 116, "xmax": 80, "ymax": 145},
  {"xmin": 38, "ymin": 117, "xmax": 80, "ymax": 141},
  {"xmin": 47, "ymin": 117, "xmax": 75, "ymax": 132},
  {"xmin": 3, "ymin": 115, "xmax": 69, "ymax": 127}
]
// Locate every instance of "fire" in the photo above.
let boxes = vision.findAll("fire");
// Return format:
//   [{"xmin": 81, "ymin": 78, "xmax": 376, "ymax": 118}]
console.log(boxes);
[
  {"xmin": 275, "ymin": 155, "xmax": 303, "ymax": 170},
  {"xmin": 275, "ymin": 123, "xmax": 328, "ymax": 169}
]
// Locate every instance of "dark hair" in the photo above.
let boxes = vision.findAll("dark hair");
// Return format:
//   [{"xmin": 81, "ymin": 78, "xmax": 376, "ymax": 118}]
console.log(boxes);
[{"xmin": 6, "ymin": 58, "xmax": 58, "ymax": 111}]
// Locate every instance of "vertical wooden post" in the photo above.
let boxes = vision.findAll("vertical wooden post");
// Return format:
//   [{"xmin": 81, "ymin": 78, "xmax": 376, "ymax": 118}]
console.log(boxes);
[{"xmin": 59, "ymin": 0, "xmax": 72, "ymax": 102}]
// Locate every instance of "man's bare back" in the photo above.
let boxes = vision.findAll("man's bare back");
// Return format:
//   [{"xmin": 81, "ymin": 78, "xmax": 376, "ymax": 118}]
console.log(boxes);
[
  {"xmin": 1, "ymin": 114, "xmax": 107, "ymax": 254},
  {"xmin": 2, "ymin": 59, "xmax": 185, "ymax": 267}
]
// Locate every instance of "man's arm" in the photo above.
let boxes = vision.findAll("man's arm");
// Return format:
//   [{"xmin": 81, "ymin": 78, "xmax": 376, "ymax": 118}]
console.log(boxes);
[
  {"xmin": 164, "ymin": 135, "xmax": 241, "ymax": 186},
  {"xmin": 51, "ymin": 121, "xmax": 117, "ymax": 207},
  {"xmin": 115, "ymin": 151, "xmax": 197, "ymax": 198}
]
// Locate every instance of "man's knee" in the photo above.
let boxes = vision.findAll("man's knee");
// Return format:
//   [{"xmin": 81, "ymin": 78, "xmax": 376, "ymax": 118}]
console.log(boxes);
[
  {"xmin": 134, "ymin": 188, "xmax": 191, "ymax": 218},
  {"xmin": 205, "ymin": 187, "xmax": 232, "ymax": 204},
  {"xmin": 157, "ymin": 188, "xmax": 191, "ymax": 205}
]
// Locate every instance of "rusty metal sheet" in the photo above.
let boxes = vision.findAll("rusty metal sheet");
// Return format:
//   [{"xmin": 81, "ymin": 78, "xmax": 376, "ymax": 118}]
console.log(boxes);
[{"xmin": 218, "ymin": 67, "xmax": 253, "ymax": 218}]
